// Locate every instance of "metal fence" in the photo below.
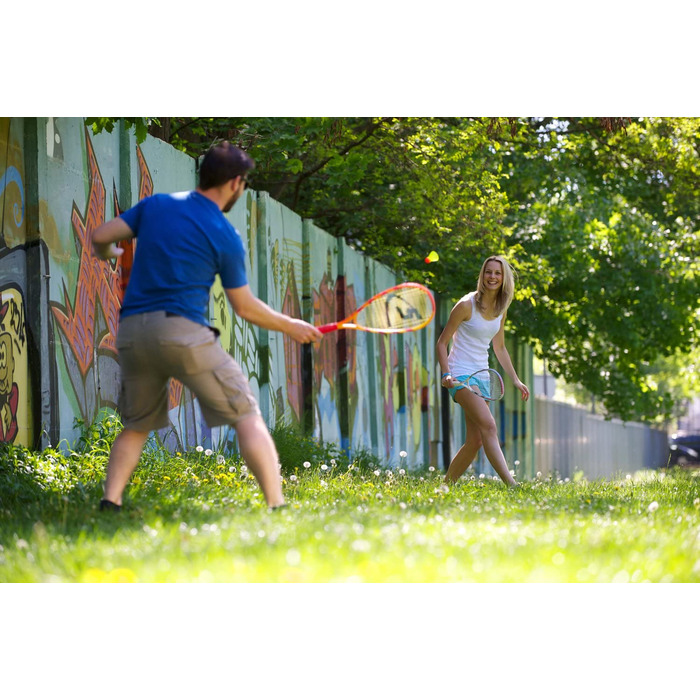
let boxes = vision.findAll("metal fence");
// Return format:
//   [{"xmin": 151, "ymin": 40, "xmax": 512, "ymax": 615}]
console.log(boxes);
[{"xmin": 534, "ymin": 397, "xmax": 669, "ymax": 479}]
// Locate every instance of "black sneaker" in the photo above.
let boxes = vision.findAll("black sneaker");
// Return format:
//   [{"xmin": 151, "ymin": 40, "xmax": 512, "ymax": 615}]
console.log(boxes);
[{"xmin": 99, "ymin": 499, "xmax": 121, "ymax": 512}]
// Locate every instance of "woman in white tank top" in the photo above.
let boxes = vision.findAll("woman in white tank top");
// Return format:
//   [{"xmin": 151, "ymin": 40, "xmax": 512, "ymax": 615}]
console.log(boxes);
[{"xmin": 436, "ymin": 256, "xmax": 529, "ymax": 486}]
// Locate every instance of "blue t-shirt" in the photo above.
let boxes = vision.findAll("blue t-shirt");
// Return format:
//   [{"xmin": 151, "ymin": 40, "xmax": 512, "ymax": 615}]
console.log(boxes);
[{"xmin": 119, "ymin": 191, "xmax": 247, "ymax": 327}]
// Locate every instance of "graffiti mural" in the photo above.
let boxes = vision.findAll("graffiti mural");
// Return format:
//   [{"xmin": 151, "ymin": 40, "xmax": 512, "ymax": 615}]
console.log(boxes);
[
  {"xmin": 0, "ymin": 118, "xmax": 33, "ymax": 447},
  {"xmin": 281, "ymin": 262, "xmax": 303, "ymax": 423},
  {"xmin": 49, "ymin": 130, "xmax": 123, "ymax": 423},
  {"xmin": 1, "ymin": 117, "xmax": 25, "ymax": 252},
  {"xmin": 1, "ymin": 165, "xmax": 24, "ymax": 241},
  {"xmin": 310, "ymin": 272, "xmax": 358, "ymax": 445},
  {"xmin": 379, "ymin": 334, "xmax": 399, "ymax": 460},
  {"xmin": 46, "ymin": 128, "xmax": 194, "ymax": 444},
  {"xmin": 0, "ymin": 287, "xmax": 26, "ymax": 443},
  {"xmin": 407, "ymin": 341, "xmax": 425, "ymax": 455}
]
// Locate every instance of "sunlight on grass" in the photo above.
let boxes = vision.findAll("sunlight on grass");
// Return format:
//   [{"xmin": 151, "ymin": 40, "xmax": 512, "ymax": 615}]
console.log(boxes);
[{"xmin": 1, "ymin": 421, "xmax": 699, "ymax": 583}]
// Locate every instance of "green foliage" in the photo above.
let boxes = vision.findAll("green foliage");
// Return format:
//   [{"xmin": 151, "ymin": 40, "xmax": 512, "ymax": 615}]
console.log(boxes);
[
  {"xmin": 503, "ymin": 118, "xmax": 700, "ymax": 421},
  {"xmin": 85, "ymin": 117, "xmax": 152, "ymax": 143},
  {"xmin": 72, "ymin": 412, "xmax": 122, "ymax": 456},
  {"xmin": 270, "ymin": 421, "xmax": 344, "ymax": 472},
  {"xmin": 270, "ymin": 421, "xmax": 386, "ymax": 474}
]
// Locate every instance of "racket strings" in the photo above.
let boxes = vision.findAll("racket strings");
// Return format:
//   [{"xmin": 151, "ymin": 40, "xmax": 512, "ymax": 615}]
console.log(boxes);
[
  {"xmin": 465, "ymin": 369, "xmax": 504, "ymax": 400},
  {"xmin": 355, "ymin": 286, "xmax": 434, "ymax": 332}
]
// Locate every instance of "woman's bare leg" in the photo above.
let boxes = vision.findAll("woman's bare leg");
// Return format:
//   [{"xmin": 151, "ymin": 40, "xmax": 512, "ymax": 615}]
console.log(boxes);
[
  {"xmin": 445, "ymin": 415, "xmax": 482, "ymax": 483},
  {"xmin": 455, "ymin": 389, "xmax": 517, "ymax": 486}
]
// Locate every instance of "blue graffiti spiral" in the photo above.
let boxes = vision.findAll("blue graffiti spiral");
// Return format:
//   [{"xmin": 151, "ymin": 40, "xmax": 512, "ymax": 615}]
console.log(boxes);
[{"xmin": 0, "ymin": 166, "xmax": 25, "ymax": 228}]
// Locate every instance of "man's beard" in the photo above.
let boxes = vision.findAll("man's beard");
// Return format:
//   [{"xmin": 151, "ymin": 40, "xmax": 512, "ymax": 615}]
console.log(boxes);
[{"xmin": 222, "ymin": 192, "xmax": 240, "ymax": 213}]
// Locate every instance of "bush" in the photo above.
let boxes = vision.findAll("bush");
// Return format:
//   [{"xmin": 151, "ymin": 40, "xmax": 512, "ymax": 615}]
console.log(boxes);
[{"xmin": 270, "ymin": 421, "xmax": 343, "ymax": 473}]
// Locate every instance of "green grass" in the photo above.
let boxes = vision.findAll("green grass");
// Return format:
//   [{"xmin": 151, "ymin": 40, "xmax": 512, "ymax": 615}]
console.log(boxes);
[{"xmin": 1, "ymin": 420, "xmax": 699, "ymax": 582}]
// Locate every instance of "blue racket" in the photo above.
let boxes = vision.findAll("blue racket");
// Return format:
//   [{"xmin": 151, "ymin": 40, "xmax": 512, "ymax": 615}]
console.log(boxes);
[{"xmin": 453, "ymin": 368, "xmax": 505, "ymax": 402}]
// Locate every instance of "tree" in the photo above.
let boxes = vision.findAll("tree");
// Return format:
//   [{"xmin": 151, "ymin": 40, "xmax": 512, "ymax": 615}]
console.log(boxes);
[{"xmin": 499, "ymin": 118, "xmax": 700, "ymax": 421}]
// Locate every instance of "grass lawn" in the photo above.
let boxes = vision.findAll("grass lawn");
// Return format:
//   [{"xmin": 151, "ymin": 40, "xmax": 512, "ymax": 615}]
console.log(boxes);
[{"xmin": 2, "ymin": 422, "xmax": 699, "ymax": 583}]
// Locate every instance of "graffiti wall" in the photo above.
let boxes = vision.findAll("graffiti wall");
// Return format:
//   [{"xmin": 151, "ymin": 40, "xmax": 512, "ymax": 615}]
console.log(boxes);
[
  {"xmin": 0, "ymin": 118, "xmax": 31, "ymax": 447},
  {"xmin": 1, "ymin": 117, "xmax": 537, "ymax": 473}
]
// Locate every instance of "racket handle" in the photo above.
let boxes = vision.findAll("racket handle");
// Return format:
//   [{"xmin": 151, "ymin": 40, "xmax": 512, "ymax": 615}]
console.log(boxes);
[{"xmin": 317, "ymin": 322, "xmax": 339, "ymax": 334}]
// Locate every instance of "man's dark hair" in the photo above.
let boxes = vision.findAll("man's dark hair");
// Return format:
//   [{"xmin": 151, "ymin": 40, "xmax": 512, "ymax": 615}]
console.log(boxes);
[{"xmin": 198, "ymin": 141, "xmax": 255, "ymax": 189}]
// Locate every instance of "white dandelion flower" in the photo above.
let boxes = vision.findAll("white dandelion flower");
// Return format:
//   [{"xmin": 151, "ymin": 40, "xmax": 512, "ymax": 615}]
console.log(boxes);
[
  {"xmin": 321, "ymin": 464, "xmax": 328, "ymax": 471},
  {"xmin": 399, "ymin": 450, "xmax": 407, "ymax": 459},
  {"xmin": 217, "ymin": 455, "xmax": 225, "ymax": 465},
  {"xmin": 196, "ymin": 445, "xmax": 204, "ymax": 453},
  {"xmin": 647, "ymin": 501, "xmax": 659, "ymax": 513},
  {"xmin": 303, "ymin": 461, "xmax": 311, "ymax": 469},
  {"xmin": 205, "ymin": 449, "xmax": 213, "ymax": 457},
  {"xmin": 399, "ymin": 469, "xmax": 406, "ymax": 476},
  {"xmin": 286, "ymin": 549, "xmax": 301, "ymax": 566},
  {"xmin": 428, "ymin": 466, "xmax": 435, "ymax": 472}
]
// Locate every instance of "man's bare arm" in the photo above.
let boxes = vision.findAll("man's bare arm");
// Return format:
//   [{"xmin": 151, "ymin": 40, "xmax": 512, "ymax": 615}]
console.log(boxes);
[{"xmin": 92, "ymin": 218, "xmax": 134, "ymax": 260}]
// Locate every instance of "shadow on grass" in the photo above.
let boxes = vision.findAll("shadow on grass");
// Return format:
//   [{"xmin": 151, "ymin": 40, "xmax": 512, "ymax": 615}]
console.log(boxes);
[{"xmin": 0, "ymin": 444, "xmax": 260, "ymax": 545}]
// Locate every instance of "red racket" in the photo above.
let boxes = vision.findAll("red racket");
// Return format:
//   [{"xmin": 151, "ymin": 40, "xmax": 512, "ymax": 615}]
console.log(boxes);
[{"xmin": 317, "ymin": 282, "xmax": 435, "ymax": 334}]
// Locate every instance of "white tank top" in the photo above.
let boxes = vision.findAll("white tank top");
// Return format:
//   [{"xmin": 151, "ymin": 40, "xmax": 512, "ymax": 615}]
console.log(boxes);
[{"xmin": 448, "ymin": 291, "xmax": 502, "ymax": 376}]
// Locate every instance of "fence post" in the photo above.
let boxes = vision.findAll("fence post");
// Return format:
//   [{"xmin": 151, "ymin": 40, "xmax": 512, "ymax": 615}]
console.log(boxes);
[
  {"xmin": 22, "ymin": 118, "xmax": 58, "ymax": 449},
  {"xmin": 335, "ymin": 239, "xmax": 350, "ymax": 454},
  {"xmin": 301, "ymin": 219, "xmax": 314, "ymax": 436},
  {"xmin": 437, "ymin": 294, "xmax": 452, "ymax": 470},
  {"xmin": 364, "ymin": 259, "xmax": 379, "ymax": 454},
  {"xmin": 255, "ymin": 191, "xmax": 270, "ymax": 425},
  {"xmin": 421, "ymin": 324, "xmax": 430, "ymax": 466}
]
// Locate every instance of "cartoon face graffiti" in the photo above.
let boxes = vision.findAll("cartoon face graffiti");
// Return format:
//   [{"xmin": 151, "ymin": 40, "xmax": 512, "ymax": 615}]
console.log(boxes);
[
  {"xmin": 0, "ymin": 331, "xmax": 14, "ymax": 396},
  {"xmin": 0, "ymin": 328, "xmax": 19, "ymax": 442}
]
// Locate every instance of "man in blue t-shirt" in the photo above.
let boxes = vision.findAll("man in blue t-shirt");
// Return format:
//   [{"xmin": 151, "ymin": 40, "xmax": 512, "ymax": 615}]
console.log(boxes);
[{"xmin": 92, "ymin": 142, "xmax": 322, "ymax": 511}]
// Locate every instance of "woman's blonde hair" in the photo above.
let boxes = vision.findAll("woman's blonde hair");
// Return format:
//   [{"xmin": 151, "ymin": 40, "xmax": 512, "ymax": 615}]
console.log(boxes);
[{"xmin": 474, "ymin": 255, "xmax": 515, "ymax": 317}]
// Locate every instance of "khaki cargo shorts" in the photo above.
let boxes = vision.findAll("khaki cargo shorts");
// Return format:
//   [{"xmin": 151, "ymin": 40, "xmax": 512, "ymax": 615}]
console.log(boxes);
[{"xmin": 116, "ymin": 311, "xmax": 261, "ymax": 432}]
